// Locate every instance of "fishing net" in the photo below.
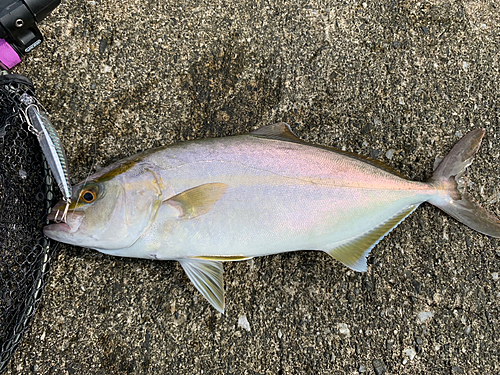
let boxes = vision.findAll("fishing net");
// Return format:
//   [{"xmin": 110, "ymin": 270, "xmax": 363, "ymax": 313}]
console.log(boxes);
[{"xmin": 0, "ymin": 73, "xmax": 56, "ymax": 373}]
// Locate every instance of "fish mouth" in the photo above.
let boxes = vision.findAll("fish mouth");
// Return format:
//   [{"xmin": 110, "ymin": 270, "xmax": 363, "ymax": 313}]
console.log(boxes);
[
  {"xmin": 47, "ymin": 210, "xmax": 58, "ymax": 222},
  {"xmin": 45, "ymin": 204, "xmax": 85, "ymax": 237},
  {"xmin": 44, "ymin": 222, "xmax": 71, "ymax": 234}
]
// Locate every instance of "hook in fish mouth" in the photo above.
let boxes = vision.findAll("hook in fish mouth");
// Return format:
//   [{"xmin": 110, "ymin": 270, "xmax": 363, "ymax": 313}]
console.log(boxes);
[
  {"xmin": 46, "ymin": 204, "xmax": 85, "ymax": 235},
  {"xmin": 47, "ymin": 199, "xmax": 76, "ymax": 224},
  {"xmin": 47, "ymin": 198, "xmax": 85, "ymax": 224},
  {"xmin": 53, "ymin": 201, "xmax": 70, "ymax": 223}
]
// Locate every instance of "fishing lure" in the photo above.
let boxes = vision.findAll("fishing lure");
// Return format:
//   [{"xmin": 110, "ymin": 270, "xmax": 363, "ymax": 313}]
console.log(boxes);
[{"xmin": 19, "ymin": 93, "xmax": 71, "ymax": 222}]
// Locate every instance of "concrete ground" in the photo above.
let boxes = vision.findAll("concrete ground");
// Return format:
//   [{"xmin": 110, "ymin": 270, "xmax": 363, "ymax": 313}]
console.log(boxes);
[{"xmin": 4, "ymin": 0, "xmax": 500, "ymax": 374}]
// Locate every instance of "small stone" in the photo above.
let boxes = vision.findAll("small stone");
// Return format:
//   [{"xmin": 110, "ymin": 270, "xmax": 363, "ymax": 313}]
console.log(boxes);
[
  {"xmin": 491, "ymin": 272, "xmax": 499, "ymax": 280},
  {"xmin": 404, "ymin": 347, "xmax": 416, "ymax": 360},
  {"xmin": 358, "ymin": 365, "xmax": 366, "ymax": 373},
  {"xmin": 411, "ymin": 279, "xmax": 422, "ymax": 295},
  {"xmin": 464, "ymin": 326, "xmax": 471, "ymax": 335},
  {"xmin": 99, "ymin": 38, "xmax": 108, "ymax": 54},
  {"xmin": 372, "ymin": 359, "xmax": 386, "ymax": 375},
  {"xmin": 385, "ymin": 149, "xmax": 395, "ymax": 160},
  {"xmin": 337, "ymin": 323, "xmax": 350, "ymax": 337},
  {"xmin": 422, "ymin": 26, "xmax": 429, "ymax": 34},
  {"xmin": 237, "ymin": 315, "xmax": 251, "ymax": 331},
  {"xmin": 451, "ymin": 365, "xmax": 464, "ymax": 373},
  {"xmin": 417, "ymin": 311, "xmax": 434, "ymax": 323},
  {"xmin": 369, "ymin": 148, "xmax": 383, "ymax": 159},
  {"xmin": 386, "ymin": 339, "xmax": 394, "ymax": 351},
  {"xmin": 102, "ymin": 65, "xmax": 112, "ymax": 73}
]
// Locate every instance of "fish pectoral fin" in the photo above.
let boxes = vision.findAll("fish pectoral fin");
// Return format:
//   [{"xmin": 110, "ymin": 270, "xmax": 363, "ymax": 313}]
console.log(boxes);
[
  {"xmin": 178, "ymin": 259, "xmax": 225, "ymax": 313},
  {"xmin": 326, "ymin": 205, "xmax": 419, "ymax": 272},
  {"xmin": 164, "ymin": 183, "xmax": 228, "ymax": 220},
  {"xmin": 251, "ymin": 123, "xmax": 304, "ymax": 143}
]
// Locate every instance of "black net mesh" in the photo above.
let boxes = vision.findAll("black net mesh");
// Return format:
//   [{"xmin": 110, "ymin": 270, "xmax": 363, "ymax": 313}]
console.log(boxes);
[{"xmin": 0, "ymin": 74, "xmax": 56, "ymax": 373}]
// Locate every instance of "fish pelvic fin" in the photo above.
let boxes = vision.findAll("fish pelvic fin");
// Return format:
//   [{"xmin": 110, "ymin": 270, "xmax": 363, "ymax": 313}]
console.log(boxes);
[
  {"xmin": 179, "ymin": 258, "xmax": 225, "ymax": 313},
  {"xmin": 326, "ymin": 205, "xmax": 418, "ymax": 272},
  {"xmin": 165, "ymin": 183, "xmax": 228, "ymax": 220},
  {"xmin": 427, "ymin": 129, "xmax": 500, "ymax": 238}
]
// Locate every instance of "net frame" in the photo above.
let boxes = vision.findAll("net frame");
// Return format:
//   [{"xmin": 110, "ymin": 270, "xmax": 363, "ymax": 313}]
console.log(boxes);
[{"xmin": 0, "ymin": 74, "xmax": 56, "ymax": 374}]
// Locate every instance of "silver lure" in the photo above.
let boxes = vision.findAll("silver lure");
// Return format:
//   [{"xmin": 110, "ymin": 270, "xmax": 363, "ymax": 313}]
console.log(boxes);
[{"xmin": 20, "ymin": 93, "xmax": 72, "ymax": 222}]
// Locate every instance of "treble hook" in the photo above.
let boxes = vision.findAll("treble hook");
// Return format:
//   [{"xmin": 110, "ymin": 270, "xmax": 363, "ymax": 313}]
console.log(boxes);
[{"xmin": 54, "ymin": 200, "xmax": 70, "ymax": 223}]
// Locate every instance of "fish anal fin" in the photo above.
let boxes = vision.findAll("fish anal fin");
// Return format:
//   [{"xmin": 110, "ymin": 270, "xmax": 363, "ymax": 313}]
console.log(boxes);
[
  {"xmin": 327, "ymin": 205, "xmax": 418, "ymax": 272},
  {"xmin": 165, "ymin": 183, "xmax": 228, "ymax": 219},
  {"xmin": 179, "ymin": 259, "xmax": 225, "ymax": 313}
]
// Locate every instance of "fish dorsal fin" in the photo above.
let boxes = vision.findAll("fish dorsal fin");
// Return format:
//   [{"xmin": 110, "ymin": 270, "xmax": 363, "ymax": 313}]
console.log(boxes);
[
  {"xmin": 251, "ymin": 123, "xmax": 407, "ymax": 179},
  {"xmin": 326, "ymin": 205, "xmax": 418, "ymax": 271},
  {"xmin": 251, "ymin": 123, "xmax": 303, "ymax": 143},
  {"xmin": 164, "ymin": 183, "xmax": 228, "ymax": 220},
  {"xmin": 178, "ymin": 259, "xmax": 225, "ymax": 313}
]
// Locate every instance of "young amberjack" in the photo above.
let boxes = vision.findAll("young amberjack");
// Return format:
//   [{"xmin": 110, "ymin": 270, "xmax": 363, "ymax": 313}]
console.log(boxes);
[{"xmin": 44, "ymin": 124, "xmax": 500, "ymax": 312}]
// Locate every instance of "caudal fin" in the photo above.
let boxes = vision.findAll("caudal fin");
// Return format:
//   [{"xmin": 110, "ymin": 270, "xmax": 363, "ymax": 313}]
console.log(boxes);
[{"xmin": 428, "ymin": 129, "xmax": 500, "ymax": 238}]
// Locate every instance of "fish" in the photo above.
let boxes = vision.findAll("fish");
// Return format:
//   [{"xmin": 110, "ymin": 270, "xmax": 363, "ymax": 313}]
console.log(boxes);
[{"xmin": 44, "ymin": 124, "xmax": 500, "ymax": 313}]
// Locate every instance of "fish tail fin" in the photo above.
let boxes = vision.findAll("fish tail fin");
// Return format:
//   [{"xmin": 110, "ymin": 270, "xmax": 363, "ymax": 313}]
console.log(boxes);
[{"xmin": 427, "ymin": 129, "xmax": 500, "ymax": 238}]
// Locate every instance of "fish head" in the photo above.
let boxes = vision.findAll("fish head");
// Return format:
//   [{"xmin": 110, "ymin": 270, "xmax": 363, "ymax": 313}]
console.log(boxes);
[{"xmin": 44, "ymin": 168, "xmax": 163, "ymax": 250}]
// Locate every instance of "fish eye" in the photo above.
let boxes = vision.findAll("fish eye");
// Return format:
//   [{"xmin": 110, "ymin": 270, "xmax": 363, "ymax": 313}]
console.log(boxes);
[{"xmin": 80, "ymin": 189, "xmax": 97, "ymax": 203}]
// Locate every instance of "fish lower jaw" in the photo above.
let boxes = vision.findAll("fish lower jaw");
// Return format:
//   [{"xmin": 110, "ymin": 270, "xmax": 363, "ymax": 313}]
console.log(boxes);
[{"xmin": 44, "ymin": 222, "xmax": 71, "ymax": 233}]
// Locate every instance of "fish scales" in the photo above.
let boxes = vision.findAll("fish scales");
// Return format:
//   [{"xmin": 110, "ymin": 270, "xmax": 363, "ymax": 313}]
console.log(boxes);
[{"xmin": 134, "ymin": 136, "xmax": 430, "ymax": 258}]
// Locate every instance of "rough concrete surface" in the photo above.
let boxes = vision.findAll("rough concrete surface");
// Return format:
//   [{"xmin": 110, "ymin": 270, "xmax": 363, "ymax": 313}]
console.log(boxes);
[{"xmin": 4, "ymin": 0, "xmax": 500, "ymax": 374}]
